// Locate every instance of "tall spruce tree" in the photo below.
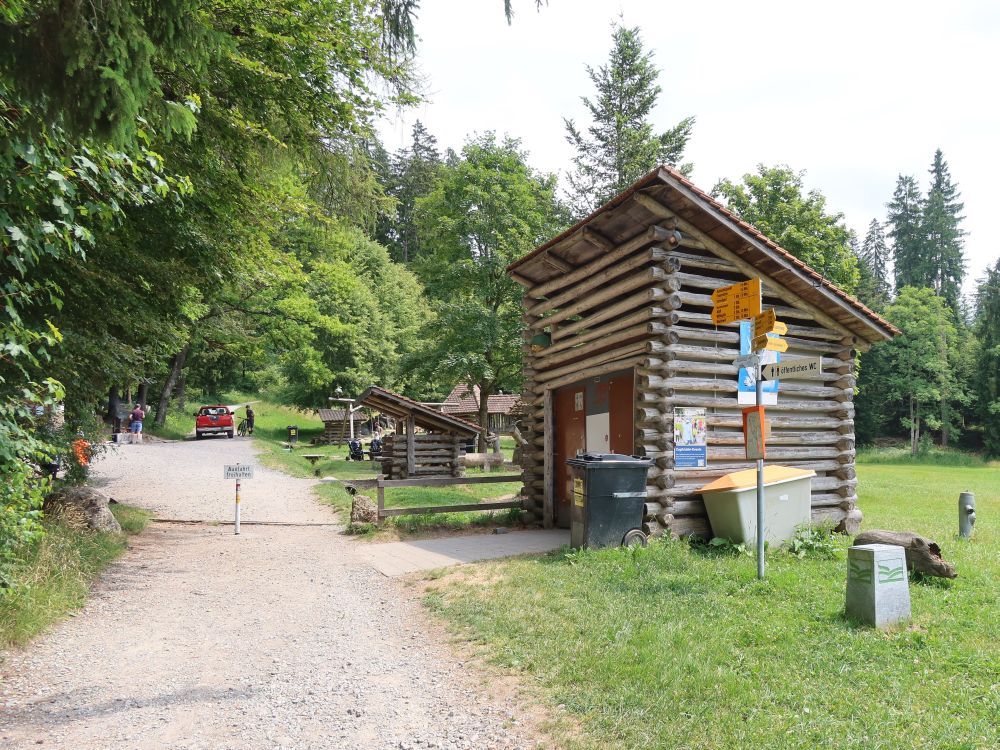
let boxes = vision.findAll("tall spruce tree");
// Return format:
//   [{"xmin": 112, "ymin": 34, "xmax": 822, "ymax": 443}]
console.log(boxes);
[
  {"xmin": 975, "ymin": 259, "xmax": 1000, "ymax": 456},
  {"xmin": 564, "ymin": 21, "xmax": 694, "ymax": 216},
  {"xmin": 376, "ymin": 121, "xmax": 443, "ymax": 263},
  {"xmin": 922, "ymin": 149, "xmax": 966, "ymax": 312},
  {"xmin": 857, "ymin": 219, "xmax": 892, "ymax": 311},
  {"xmin": 886, "ymin": 174, "xmax": 925, "ymax": 293}
]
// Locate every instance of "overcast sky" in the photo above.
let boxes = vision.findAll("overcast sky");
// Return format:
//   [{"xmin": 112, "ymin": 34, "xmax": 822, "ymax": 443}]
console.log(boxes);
[{"xmin": 377, "ymin": 0, "xmax": 999, "ymax": 297}]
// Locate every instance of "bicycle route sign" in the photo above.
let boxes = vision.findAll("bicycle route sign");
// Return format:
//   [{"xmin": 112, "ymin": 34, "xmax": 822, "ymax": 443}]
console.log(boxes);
[{"xmin": 224, "ymin": 464, "xmax": 254, "ymax": 480}]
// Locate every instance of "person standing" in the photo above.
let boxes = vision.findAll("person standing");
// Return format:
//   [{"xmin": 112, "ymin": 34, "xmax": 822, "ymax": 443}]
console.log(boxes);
[
  {"xmin": 245, "ymin": 405, "xmax": 255, "ymax": 435},
  {"xmin": 129, "ymin": 404, "xmax": 145, "ymax": 444}
]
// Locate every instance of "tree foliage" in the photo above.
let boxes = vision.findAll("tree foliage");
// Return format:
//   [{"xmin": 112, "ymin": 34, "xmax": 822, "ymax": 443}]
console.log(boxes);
[
  {"xmin": 411, "ymin": 133, "xmax": 566, "ymax": 445},
  {"xmin": 856, "ymin": 219, "xmax": 892, "ymax": 311},
  {"xmin": 974, "ymin": 260, "xmax": 1000, "ymax": 456},
  {"xmin": 712, "ymin": 165, "xmax": 860, "ymax": 293},
  {"xmin": 564, "ymin": 21, "xmax": 693, "ymax": 216}
]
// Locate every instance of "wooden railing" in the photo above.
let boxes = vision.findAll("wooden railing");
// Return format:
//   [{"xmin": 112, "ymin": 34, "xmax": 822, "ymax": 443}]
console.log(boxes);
[{"xmin": 345, "ymin": 474, "xmax": 523, "ymax": 520}]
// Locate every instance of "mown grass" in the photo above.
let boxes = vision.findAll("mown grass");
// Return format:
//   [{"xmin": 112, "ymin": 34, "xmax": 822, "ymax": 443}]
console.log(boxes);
[
  {"xmin": 426, "ymin": 461, "xmax": 999, "ymax": 750},
  {"xmin": 858, "ymin": 445, "xmax": 997, "ymax": 467},
  {"xmin": 0, "ymin": 504, "xmax": 151, "ymax": 648}
]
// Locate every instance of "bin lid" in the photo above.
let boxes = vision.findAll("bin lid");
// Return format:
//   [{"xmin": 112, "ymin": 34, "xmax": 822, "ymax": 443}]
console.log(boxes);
[
  {"xmin": 566, "ymin": 453, "xmax": 652, "ymax": 468},
  {"xmin": 697, "ymin": 465, "xmax": 816, "ymax": 494}
]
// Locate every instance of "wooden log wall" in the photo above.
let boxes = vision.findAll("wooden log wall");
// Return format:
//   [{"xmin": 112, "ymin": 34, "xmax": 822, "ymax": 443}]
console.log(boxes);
[
  {"xmin": 518, "ymin": 223, "xmax": 682, "ymax": 525},
  {"xmin": 518, "ymin": 199, "xmax": 864, "ymax": 537},
  {"xmin": 379, "ymin": 432, "xmax": 466, "ymax": 479}
]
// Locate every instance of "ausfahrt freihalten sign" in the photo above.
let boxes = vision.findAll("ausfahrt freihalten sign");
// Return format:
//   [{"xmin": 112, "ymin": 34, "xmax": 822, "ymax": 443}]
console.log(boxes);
[
  {"xmin": 224, "ymin": 463, "xmax": 254, "ymax": 480},
  {"xmin": 761, "ymin": 357, "xmax": 824, "ymax": 381}
]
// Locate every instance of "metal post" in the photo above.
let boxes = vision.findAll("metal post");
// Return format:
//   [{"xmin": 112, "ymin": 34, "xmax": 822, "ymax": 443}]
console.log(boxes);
[
  {"xmin": 235, "ymin": 480, "xmax": 241, "ymax": 535},
  {"xmin": 756, "ymin": 361, "xmax": 765, "ymax": 579},
  {"xmin": 348, "ymin": 400, "xmax": 355, "ymax": 440},
  {"xmin": 959, "ymin": 491, "xmax": 976, "ymax": 538}
]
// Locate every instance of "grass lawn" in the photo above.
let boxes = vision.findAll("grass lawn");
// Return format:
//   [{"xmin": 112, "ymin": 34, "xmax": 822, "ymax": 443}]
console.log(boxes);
[
  {"xmin": 0, "ymin": 504, "xmax": 151, "ymax": 648},
  {"xmin": 424, "ymin": 459, "xmax": 999, "ymax": 750}
]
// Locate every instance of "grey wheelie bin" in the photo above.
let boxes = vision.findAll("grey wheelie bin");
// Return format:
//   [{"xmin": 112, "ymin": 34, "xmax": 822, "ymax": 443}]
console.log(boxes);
[{"xmin": 566, "ymin": 453, "xmax": 652, "ymax": 549}]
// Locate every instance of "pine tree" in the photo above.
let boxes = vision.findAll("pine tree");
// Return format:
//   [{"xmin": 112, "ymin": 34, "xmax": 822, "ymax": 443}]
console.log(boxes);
[
  {"xmin": 857, "ymin": 219, "xmax": 892, "ymax": 310},
  {"xmin": 922, "ymin": 149, "xmax": 966, "ymax": 312},
  {"xmin": 564, "ymin": 22, "xmax": 694, "ymax": 216},
  {"xmin": 375, "ymin": 121, "xmax": 443, "ymax": 263},
  {"xmin": 975, "ymin": 259, "xmax": 1000, "ymax": 456},
  {"xmin": 886, "ymin": 174, "xmax": 925, "ymax": 293}
]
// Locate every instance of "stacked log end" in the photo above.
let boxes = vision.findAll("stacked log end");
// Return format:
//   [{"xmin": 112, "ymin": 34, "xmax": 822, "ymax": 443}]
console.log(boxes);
[{"xmin": 379, "ymin": 433, "xmax": 466, "ymax": 479}]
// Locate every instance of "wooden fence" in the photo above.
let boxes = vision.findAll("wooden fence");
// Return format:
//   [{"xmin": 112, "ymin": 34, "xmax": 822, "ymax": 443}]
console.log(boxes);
[{"xmin": 346, "ymin": 474, "xmax": 523, "ymax": 521}]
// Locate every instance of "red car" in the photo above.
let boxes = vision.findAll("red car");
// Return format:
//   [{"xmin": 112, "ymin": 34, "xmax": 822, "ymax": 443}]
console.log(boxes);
[{"xmin": 194, "ymin": 405, "xmax": 235, "ymax": 439}]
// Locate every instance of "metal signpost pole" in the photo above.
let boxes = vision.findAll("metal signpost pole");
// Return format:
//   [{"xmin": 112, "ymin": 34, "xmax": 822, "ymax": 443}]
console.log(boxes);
[
  {"xmin": 755, "ymin": 362, "xmax": 765, "ymax": 580},
  {"xmin": 235, "ymin": 479, "xmax": 241, "ymax": 535}
]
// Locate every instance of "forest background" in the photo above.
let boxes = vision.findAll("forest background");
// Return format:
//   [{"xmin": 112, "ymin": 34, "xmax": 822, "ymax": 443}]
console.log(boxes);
[{"xmin": 2, "ymin": 2, "xmax": 998, "ymax": 576}]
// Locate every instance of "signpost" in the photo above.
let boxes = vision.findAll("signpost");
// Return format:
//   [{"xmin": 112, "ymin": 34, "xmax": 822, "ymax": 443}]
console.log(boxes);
[
  {"xmin": 712, "ymin": 278, "xmax": 767, "ymax": 579},
  {"xmin": 224, "ymin": 464, "xmax": 254, "ymax": 535},
  {"xmin": 710, "ymin": 278, "xmax": 762, "ymax": 325},
  {"xmin": 751, "ymin": 334, "xmax": 789, "ymax": 353},
  {"xmin": 761, "ymin": 357, "xmax": 824, "ymax": 381}
]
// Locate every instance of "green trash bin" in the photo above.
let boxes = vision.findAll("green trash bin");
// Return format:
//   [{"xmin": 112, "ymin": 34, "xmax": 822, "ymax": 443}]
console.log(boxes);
[{"xmin": 566, "ymin": 453, "xmax": 652, "ymax": 549}]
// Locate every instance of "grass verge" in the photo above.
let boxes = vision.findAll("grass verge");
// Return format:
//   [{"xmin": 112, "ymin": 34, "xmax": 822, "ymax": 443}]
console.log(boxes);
[
  {"xmin": 425, "ymin": 461, "xmax": 999, "ymax": 749},
  {"xmin": 0, "ymin": 504, "xmax": 151, "ymax": 648}
]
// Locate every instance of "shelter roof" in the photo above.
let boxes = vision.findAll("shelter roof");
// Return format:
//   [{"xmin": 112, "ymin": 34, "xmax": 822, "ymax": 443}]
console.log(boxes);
[
  {"xmin": 317, "ymin": 408, "xmax": 364, "ymax": 423},
  {"xmin": 357, "ymin": 386, "xmax": 479, "ymax": 436},
  {"xmin": 507, "ymin": 165, "xmax": 898, "ymax": 343},
  {"xmin": 442, "ymin": 384, "xmax": 520, "ymax": 416}
]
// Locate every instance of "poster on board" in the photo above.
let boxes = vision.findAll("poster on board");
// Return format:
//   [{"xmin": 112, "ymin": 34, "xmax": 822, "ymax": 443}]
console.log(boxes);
[
  {"xmin": 738, "ymin": 321, "xmax": 780, "ymax": 405},
  {"xmin": 674, "ymin": 407, "xmax": 707, "ymax": 468}
]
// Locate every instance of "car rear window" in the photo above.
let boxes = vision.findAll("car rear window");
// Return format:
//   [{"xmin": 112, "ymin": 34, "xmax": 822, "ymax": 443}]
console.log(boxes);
[{"xmin": 200, "ymin": 407, "xmax": 228, "ymax": 415}]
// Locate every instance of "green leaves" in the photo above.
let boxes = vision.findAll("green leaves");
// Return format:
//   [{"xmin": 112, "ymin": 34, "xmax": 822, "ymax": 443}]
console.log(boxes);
[{"xmin": 713, "ymin": 165, "xmax": 860, "ymax": 294}]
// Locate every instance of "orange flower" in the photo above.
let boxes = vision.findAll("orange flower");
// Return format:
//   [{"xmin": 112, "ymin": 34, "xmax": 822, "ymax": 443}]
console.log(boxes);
[{"xmin": 72, "ymin": 439, "xmax": 90, "ymax": 466}]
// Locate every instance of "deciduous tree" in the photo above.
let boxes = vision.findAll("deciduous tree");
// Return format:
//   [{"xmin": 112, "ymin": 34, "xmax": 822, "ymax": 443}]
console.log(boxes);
[
  {"xmin": 412, "ymin": 133, "xmax": 566, "ymax": 447},
  {"xmin": 712, "ymin": 165, "xmax": 860, "ymax": 293}
]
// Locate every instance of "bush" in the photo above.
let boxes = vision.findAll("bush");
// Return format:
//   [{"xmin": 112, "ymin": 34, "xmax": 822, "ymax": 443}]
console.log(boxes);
[{"xmin": 0, "ymin": 461, "xmax": 48, "ymax": 589}]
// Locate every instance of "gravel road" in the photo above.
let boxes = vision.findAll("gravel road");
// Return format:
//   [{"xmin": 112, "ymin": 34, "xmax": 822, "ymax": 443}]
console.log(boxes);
[{"xmin": 0, "ymin": 437, "xmax": 541, "ymax": 749}]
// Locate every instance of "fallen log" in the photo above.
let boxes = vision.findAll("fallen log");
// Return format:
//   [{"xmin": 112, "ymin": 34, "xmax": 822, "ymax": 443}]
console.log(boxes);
[{"xmin": 853, "ymin": 530, "xmax": 957, "ymax": 579}]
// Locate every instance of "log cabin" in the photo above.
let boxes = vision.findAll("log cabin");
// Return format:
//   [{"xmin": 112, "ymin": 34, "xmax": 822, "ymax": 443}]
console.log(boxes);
[{"xmin": 507, "ymin": 166, "xmax": 898, "ymax": 538}]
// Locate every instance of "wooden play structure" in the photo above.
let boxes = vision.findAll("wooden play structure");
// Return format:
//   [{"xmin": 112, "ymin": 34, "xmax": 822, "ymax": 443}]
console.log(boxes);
[
  {"xmin": 507, "ymin": 165, "xmax": 898, "ymax": 538},
  {"xmin": 315, "ymin": 408, "xmax": 366, "ymax": 445},
  {"xmin": 357, "ymin": 386, "xmax": 479, "ymax": 479}
]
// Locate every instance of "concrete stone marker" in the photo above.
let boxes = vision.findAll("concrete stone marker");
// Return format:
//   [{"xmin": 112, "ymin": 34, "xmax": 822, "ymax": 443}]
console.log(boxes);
[{"xmin": 846, "ymin": 543, "xmax": 911, "ymax": 628}]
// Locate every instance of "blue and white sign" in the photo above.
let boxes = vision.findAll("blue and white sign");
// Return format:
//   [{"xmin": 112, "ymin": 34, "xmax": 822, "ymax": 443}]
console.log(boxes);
[{"xmin": 738, "ymin": 321, "xmax": 780, "ymax": 405}]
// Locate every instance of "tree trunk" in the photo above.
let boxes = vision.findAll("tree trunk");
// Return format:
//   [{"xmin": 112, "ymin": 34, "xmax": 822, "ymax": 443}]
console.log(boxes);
[
  {"xmin": 854, "ymin": 530, "xmax": 957, "ymax": 578},
  {"xmin": 477, "ymin": 382, "xmax": 492, "ymax": 452},
  {"xmin": 107, "ymin": 386, "xmax": 121, "ymax": 433},
  {"xmin": 137, "ymin": 382, "xmax": 149, "ymax": 412},
  {"xmin": 909, "ymin": 397, "xmax": 918, "ymax": 455},
  {"xmin": 155, "ymin": 344, "xmax": 190, "ymax": 427},
  {"xmin": 177, "ymin": 373, "xmax": 187, "ymax": 411}
]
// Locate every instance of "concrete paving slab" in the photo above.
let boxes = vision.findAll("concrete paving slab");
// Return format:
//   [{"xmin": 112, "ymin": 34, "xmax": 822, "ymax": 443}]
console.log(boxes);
[{"xmin": 358, "ymin": 529, "xmax": 569, "ymax": 576}]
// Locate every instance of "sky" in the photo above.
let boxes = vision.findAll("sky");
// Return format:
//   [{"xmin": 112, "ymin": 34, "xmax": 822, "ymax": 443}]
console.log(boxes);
[{"xmin": 376, "ymin": 0, "xmax": 1000, "ymax": 297}]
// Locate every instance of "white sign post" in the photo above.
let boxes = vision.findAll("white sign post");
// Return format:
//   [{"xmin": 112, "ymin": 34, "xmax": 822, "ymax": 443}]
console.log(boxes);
[
  {"xmin": 224, "ymin": 464, "xmax": 254, "ymax": 534},
  {"xmin": 761, "ymin": 357, "xmax": 824, "ymax": 381}
]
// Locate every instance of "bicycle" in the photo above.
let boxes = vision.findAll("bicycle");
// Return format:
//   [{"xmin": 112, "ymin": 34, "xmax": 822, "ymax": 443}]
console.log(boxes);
[{"xmin": 237, "ymin": 418, "xmax": 249, "ymax": 437}]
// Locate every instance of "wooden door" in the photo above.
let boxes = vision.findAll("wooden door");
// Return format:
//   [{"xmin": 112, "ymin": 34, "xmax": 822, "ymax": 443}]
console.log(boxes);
[
  {"xmin": 608, "ymin": 370, "xmax": 635, "ymax": 455},
  {"xmin": 553, "ymin": 384, "xmax": 586, "ymax": 529}
]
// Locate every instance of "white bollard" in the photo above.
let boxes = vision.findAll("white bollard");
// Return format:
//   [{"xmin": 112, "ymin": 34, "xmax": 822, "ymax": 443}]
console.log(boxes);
[
  {"xmin": 234, "ymin": 480, "xmax": 241, "ymax": 535},
  {"xmin": 846, "ymin": 543, "xmax": 910, "ymax": 628}
]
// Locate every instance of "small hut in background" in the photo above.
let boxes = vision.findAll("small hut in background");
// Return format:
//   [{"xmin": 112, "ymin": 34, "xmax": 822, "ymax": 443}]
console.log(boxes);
[
  {"xmin": 441, "ymin": 384, "xmax": 520, "ymax": 433},
  {"xmin": 507, "ymin": 166, "xmax": 897, "ymax": 537},
  {"xmin": 357, "ymin": 386, "xmax": 479, "ymax": 479},
  {"xmin": 316, "ymin": 408, "xmax": 366, "ymax": 445}
]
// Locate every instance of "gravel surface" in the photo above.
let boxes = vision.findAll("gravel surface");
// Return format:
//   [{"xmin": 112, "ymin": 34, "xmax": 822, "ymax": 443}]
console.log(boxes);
[{"xmin": 0, "ymin": 438, "xmax": 541, "ymax": 749}]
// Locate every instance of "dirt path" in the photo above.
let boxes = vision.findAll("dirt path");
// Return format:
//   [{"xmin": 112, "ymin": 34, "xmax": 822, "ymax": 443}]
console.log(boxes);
[{"xmin": 0, "ymin": 438, "xmax": 539, "ymax": 749}]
